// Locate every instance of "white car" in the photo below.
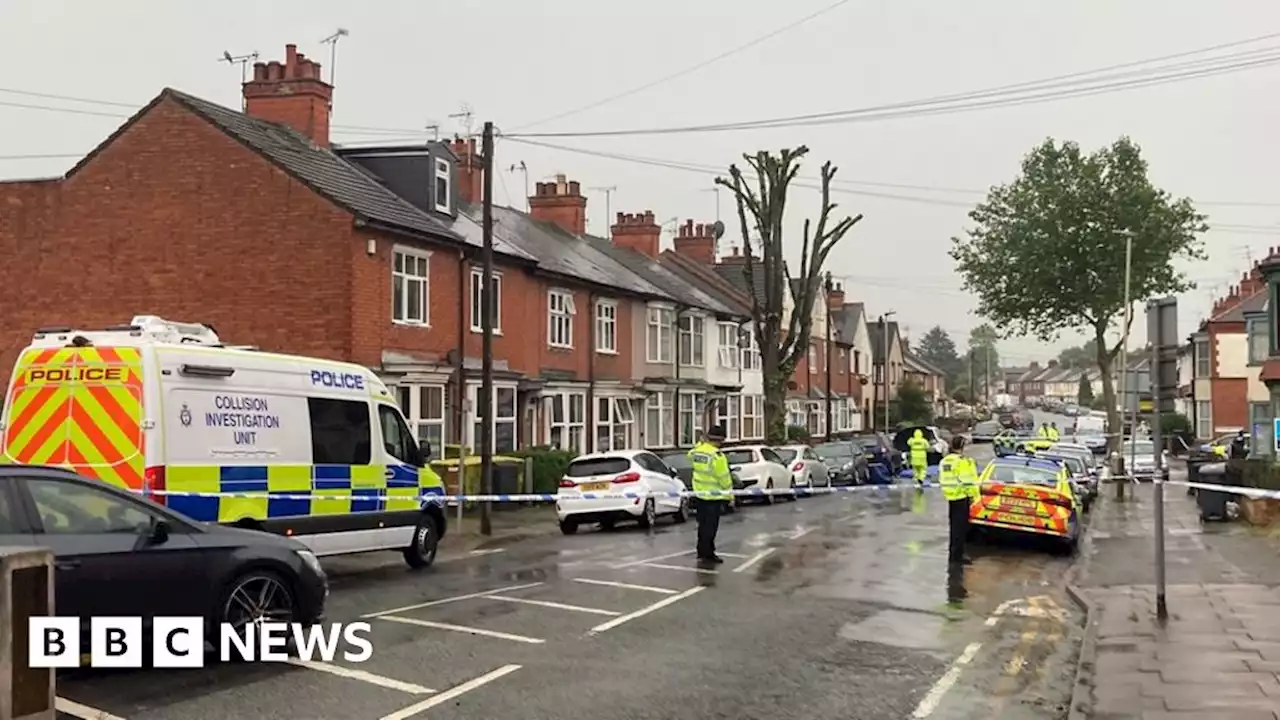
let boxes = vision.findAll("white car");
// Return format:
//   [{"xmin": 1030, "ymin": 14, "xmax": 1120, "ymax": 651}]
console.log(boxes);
[
  {"xmin": 556, "ymin": 450, "xmax": 689, "ymax": 534},
  {"xmin": 1120, "ymin": 439, "xmax": 1166, "ymax": 481},
  {"xmin": 720, "ymin": 445, "xmax": 796, "ymax": 503},
  {"xmin": 774, "ymin": 444, "xmax": 831, "ymax": 488}
]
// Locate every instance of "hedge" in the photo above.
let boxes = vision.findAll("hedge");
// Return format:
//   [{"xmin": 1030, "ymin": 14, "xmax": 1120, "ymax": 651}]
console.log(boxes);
[{"xmin": 508, "ymin": 446, "xmax": 577, "ymax": 494}]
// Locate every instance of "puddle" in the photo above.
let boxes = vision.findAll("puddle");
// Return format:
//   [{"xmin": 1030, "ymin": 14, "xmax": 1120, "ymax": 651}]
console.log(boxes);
[{"xmin": 839, "ymin": 609, "xmax": 946, "ymax": 650}]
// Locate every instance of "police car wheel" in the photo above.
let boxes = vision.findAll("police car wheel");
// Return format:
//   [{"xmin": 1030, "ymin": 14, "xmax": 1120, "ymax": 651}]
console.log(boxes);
[
  {"xmin": 403, "ymin": 515, "xmax": 440, "ymax": 569},
  {"xmin": 673, "ymin": 499, "xmax": 689, "ymax": 524},
  {"xmin": 637, "ymin": 499, "xmax": 656, "ymax": 528}
]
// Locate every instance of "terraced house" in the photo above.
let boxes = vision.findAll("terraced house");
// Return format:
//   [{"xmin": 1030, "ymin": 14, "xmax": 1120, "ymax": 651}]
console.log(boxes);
[{"xmin": 1, "ymin": 43, "xmax": 885, "ymax": 457}]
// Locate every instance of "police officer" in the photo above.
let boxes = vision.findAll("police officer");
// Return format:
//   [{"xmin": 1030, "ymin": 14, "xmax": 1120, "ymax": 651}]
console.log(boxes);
[
  {"xmin": 939, "ymin": 435, "xmax": 979, "ymax": 566},
  {"xmin": 688, "ymin": 425, "xmax": 733, "ymax": 564},
  {"xmin": 1037, "ymin": 423, "xmax": 1050, "ymax": 440},
  {"xmin": 907, "ymin": 429, "xmax": 929, "ymax": 488},
  {"xmin": 1049, "ymin": 422, "xmax": 1060, "ymax": 442}
]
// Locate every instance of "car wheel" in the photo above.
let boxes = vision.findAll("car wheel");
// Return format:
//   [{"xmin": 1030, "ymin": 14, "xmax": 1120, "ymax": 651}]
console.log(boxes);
[
  {"xmin": 788, "ymin": 478, "xmax": 798, "ymax": 502},
  {"xmin": 764, "ymin": 480, "xmax": 775, "ymax": 505},
  {"xmin": 219, "ymin": 569, "xmax": 296, "ymax": 661},
  {"xmin": 403, "ymin": 513, "xmax": 441, "ymax": 569},
  {"xmin": 637, "ymin": 499, "xmax": 657, "ymax": 528},
  {"xmin": 672, "ymin": 498, "xmax": 689, "ymax": 524},
  {"xmin": 560, "ymin": 518, "xmax": 580, "ymax": 535},
  {"xmin": 600, "ymin": 518, "xmax": 616, "ymax": 531}
]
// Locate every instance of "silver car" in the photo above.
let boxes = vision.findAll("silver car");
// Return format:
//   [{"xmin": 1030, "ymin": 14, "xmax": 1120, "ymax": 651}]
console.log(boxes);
[{"xmin": 1121, "ymin": 439, "xmax": 1164, "ymax": 480}]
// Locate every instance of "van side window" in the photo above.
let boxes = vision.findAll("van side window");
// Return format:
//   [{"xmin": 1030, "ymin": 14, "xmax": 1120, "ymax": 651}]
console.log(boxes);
[
  {"xmin": 378, "ymin": 405, "xmax": 421, "ymax": 465},
  {"xmin": 308, "ymin": 398, "xmax": 372, "ymax": 465}
]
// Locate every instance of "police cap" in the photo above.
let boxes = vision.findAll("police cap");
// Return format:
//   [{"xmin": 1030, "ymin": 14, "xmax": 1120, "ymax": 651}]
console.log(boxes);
[{"xmin": 706, "ymin": 425, "xmax": 727, "ymax": 441}]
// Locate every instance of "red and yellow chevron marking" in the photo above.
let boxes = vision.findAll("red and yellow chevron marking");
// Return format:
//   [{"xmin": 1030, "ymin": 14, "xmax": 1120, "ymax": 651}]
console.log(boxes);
[
  {"xmin": 3, "ymin": 346, "xmax": 143, "ymax": 490},
  {"xmin": 971, "ymin": 488, "xmax": 1073, "ymax": 537}
]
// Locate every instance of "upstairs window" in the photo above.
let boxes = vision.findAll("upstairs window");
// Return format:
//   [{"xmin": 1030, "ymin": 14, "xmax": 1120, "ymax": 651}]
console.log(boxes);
[
  {"xmin": 1194, "ymin": 338, "xmax": 1211, "ymax": 378},
  {"xmin": 469, "ymin": 269, "xmax": 501, "ymax": 333},
  {"xmin": 717, "ymin": 322, "xmax": 739, "ymax": 369},
  {"xmin": 392, "ymin": 248, "xmax": 430, "ymax": 325},
  {"xmin": 595, "ymin": 300, "xmax": 617, "ymax": 353},
  {"xmin": 678, "ymin": 315, "xmax": 705, "ymax": 367},
  {"xmin": 1248, "ymin": 317, "xmax": 1268, "ymax": 365},
  {"xmin": 647, "ymin": 306, "xmax": 675, "ymax": 364},
  {"xmin": 548, "ymin": 290, "xmax": 576, "ymax": 348},
  {"xmin": 434, "ymin": 158, "xmax": 451, "ymax": 213}
]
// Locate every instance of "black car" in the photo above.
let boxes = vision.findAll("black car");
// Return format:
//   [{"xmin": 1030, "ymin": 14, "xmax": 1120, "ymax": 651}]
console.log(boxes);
[
  {"xmin": 849, "ymin": 433, "xmax": 903, "ymax": 476},
  {"xmin": 813, "ymin": 441, "xmax": 869, "ymax": 485},
  {"xmin": 0, "ymin": 465, "xmax": 327, "ymax": 637},
  {"xmin": 655, "ymin": 449, "xmax": 743, "ymax": 511}
]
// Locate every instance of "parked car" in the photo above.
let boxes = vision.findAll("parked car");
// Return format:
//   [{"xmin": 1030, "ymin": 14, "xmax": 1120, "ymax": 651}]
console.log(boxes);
[
  {"xmin": 1036, "ymin": 451, "xmax": 1095, "ymax": 512},
  {"xmin": 891, "ymin": 425, "xmax": 947, "ymax": 466},
  {"xmin": 850, "ymin": 432, "xmax": 902, "ymax": 477},
  {"xmin": 813, "ymin": 441, "xmax": 869, "ymax": 485},
  {"xmin": 654, "ymin": 449, "xmax": 744, "ymax": 512},
  {"xmin": 0, "ymin": 465, "xmax": 328, "ymax": 639},
  {"xmin": 1119, "ymin": 439, "xmax": 1165, "ymax": 481},
  {"xmin": 970, "ymin": 455, "xmax": 1083, "ymax": 554},
  {"xmin": 557, "ymin": 450, "xmax": 690, "ymax": 533},
  {"xmin": 971, "ymin": 420, "xmax": 1003, "ymax": 443},
  {"xmin": 1046, "ymin": 442, "xmax": 1101, "ymax": 507},
  {"xmin": 774, "ymin": 445, "xmax": 831, "ymax": 489},
  {"xmin": 719, "ymin": 444, "xmax": 796, "ymax": 503}
]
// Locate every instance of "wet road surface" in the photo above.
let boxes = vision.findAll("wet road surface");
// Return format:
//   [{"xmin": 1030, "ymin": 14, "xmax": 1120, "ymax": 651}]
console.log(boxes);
[{"xmin": 55, "ymin": 457, "xmax": 1084, "ymax": 720}]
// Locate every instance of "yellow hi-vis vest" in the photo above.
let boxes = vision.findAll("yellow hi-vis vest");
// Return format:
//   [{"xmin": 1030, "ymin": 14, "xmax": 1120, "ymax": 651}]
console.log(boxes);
[
  {"xmin": 939, "ymin": 453, "xmax": 979, "ymax": 502},
  {"xmin": 688, "ymin": 441, "xmax": 733, "ymax": 501},
  {"xmin": 1037, "ymin": 426, "xmax": 1049, "ymax": 439},
  {"xmin": 1048, "ymin": 427, "xmax": 1060, "ymax": 441},
  {"xmin": 907, "ymin": 434, "xmax": 930, "ymax": 466}
]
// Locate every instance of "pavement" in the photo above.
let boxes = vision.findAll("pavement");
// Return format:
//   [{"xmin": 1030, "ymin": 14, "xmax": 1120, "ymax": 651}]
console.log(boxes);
[
  {"xmin": 1071, "ymin": 470, "xmax": 1280, "ymax": 718},
  {"xmin": 52, "ymin": 440, "xmax": 1087, "ymax": 720}
]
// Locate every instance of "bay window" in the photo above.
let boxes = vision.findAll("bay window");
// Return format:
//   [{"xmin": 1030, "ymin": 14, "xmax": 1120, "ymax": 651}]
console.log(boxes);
[
  {"xmin": 468, "ymin": 384, "xmax": 517, "ymax": 453},
  {"xmin": 742, "ymin": 395, "xmax": 765, "ymax": 439},
  {"xmin": 595, "ymin": 397, "xmax": 635, "ymax": 451},
  {"xmin": 678, "ymin": 393, "xmax": 704, "ymax": 446},
  {"xmin": 547, "ymin": 391, "xmax": 586, "ymax": 453},
  {"xmin": 787, "ymin": 399, "xmax": 805, "ymax": 428},
  {"xmin": 715, "ymin": 395, "xmax": 741, "ymax": 441},
  {"xmin": 393, "ymin": 384, "xmax": 446, "ymax": 460},
  {"xmin": 645, "ymin": 391, "xmax": 675, "ymax": 447}
]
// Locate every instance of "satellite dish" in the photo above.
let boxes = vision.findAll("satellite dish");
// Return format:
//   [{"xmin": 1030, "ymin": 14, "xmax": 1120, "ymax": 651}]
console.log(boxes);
[{"xmin": 711, "ymin": 220, "xmax": 726, "ymax": 240}]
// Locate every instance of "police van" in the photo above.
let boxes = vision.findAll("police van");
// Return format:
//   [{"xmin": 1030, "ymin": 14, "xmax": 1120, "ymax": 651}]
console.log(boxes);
[{"xmin": 0, "ymin": 315, "xmax": 447, "ymax": 568}]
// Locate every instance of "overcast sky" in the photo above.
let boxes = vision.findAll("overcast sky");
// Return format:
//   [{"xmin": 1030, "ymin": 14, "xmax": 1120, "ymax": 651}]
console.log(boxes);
[{"xmin": 3, "ymin": 0, "xmax": 1278, "ymax": 366}]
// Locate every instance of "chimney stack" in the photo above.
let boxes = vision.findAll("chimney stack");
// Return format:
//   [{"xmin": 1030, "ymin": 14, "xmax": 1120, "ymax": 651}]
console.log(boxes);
[
  {"xmin": 611, "ymin": 211, "xmax": 661, "ymax": 259},
  {"xmin": 242, "ymin": 44, "xmax": 333, "ymax": 147},
  {"xmin": 450, "ymin": 136, "xmax": 484, "ymax": 206},
  {"xmin": 719, "ymin": 244, "xmax": 747, "ymax": 265},
  {"xmin": 528, "ymin": 174, "xmax": 586, "ymax": 235},
  {"xmin": 827, "ymin": 280, "xmax": 845, "ymax": 311},
  {"xmin": 672, "ymin": 219, "xmax": 716, "ymax": 264}
]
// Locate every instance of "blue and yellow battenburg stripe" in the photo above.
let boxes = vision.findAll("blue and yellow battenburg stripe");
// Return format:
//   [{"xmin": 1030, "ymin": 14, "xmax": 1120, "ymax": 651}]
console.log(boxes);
[{"xmin": 164, "ymin": 463, "xmax": 444, "ymax": 523}]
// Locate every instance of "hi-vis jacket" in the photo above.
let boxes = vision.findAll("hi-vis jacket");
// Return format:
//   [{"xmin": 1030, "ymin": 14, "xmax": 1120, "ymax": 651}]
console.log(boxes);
[
  {"xmin": 907, "ymin": 430, "xmax": 930, "ymax": 467},
  {"xmin": 688, "ymin": 441, "xmax": 732, "ymax": 501},
  {"xmin": 939, "ymin": 452, "xmax": 980, "ymax": 502}
]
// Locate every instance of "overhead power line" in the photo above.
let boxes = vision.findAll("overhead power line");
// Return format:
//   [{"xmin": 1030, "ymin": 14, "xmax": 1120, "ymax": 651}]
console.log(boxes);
[
  {"xmin": 503, "ymin": 36, "xmax": 1280, "ymax": 138},
  {"xmin": 507, "ymin": 0, "xmax": 854, "ymax": 132}
]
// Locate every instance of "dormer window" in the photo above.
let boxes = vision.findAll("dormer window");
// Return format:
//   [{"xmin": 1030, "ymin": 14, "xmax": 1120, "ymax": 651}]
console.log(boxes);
[{"xmin": 434, "ymin": 157, "xmax": 451, "ymax": 213}]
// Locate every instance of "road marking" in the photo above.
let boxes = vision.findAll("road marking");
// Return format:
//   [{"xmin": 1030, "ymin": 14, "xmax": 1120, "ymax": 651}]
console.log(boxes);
[
  {"xmin": 378, "ymin": 664, "xmax": 522, "ymax": 720},
  {"xmin": 716, "ymin": 551, "xmax": 750, "ymax": 558},
  {"xmin": 468, "ymin": 548, "xmax": 506, "ymax": 557},
  {"xmin": 589, "ymin": 586, "xmax": 706, "ymax": 635},
  {"xmin": 1003, "ymin": 630, "xmax": 1039, "ymax": 675},
  {"xmin": 56, "ymin": 698, "xmax": 127, "ymax": 720},
  {"xmin": 572, "ymin": 577, "xmax": 678, "ymax": 594},
  {"xmin": 985, "ymin": 597, "xmax": 1023, "ymax": 627},
  {"xmin": 910, "ymin": 641, "xmax": 982, "ymax": 718},
  {"xmin": 286, "ymin": 659, "xmax": 435, "ymax": 694},
  {"xmin": 611, "ymin": 549, "xmax": 695, "ymax": 569},
  {"xmin": 641, "ymin": 562, "xmax": 718, "ymax": 575},
  {"xmin": 788, "ymin": 526, "xmax": 815, "ymax": 540},
  {"xmin": 378, "ymin": 615, "xmax": 545, "ymax": 644},
  {"xmin": 999, "ymin": 605, "xmax": 1067, "ymax": 621},
  {"xmin": 361, "ymin": 582, "xmax": 545, "ymax": 618},
  {"xmin": 487, "ymin": 595, "xmax": 621, "ymax": 616},
  {"xmin": 732, "ymin": 548, "xmax": 775, "ymax": 574}
]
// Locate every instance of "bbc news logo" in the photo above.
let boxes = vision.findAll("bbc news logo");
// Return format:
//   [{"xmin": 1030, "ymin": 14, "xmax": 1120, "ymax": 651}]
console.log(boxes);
[{"xmin": 29, "ymin": 617, "xmax": 373, "ymax": 668}]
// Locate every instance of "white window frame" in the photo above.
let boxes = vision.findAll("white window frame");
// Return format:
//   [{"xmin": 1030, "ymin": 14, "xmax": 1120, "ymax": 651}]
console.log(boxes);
[
  {"xmin": 741, "ymin": 395, "xmax": 764, "ymax": 439},
  {"xmin": 392, "ymin": 384, "xmax": 446, "ymax": 460},
  {"xmin": 807, "ymin": 401, "xmax": 825, "ymax": 438},
  {"xmin": 741, "ymin": 329, "xmax": 761, "ymax": 371},
  {"xmin": 595, "ymin": 396, "xmax": 635, "ymax": 451},
  {"xmin": 717, "ymin": 322, "xmax": 740, "ymax": 369},
  {"xmin": 646, "ymin": 305, "xmax": 675, "ymax": 364},
  {"xmin": 715, "ymin": 395, "xmax": 742, "ymax": 441},
  {"xmin": 1195, "ymin": 400, "xmax": 1212, "ymax": 439},
  {"xmin": 645, "ymin": 391, "xmax": 675, "ymax": 448},
  {"xmin": 1194, "ymin": 338, "xmax": 1210, "ymax": 378},
  {"xmin": 467, "ymin": 383, "xmax": 518, "ymax": 454},
  {"xmin": 434, "ymin": 157, "xmax": 451, "ymax": 213},
  {"xmin": 546, "ymin": 391, "xmax": 586, "ymax": 454},
  {"xmin": 809, "ymin": 345, "xmax": 817, "ymax": 374},
  {"xmin": 469, "ymin": 268, "xmax": 501, "ymax": 334},
  {"xmin": 787, "ymin": 399, "xmax": 806, "ymax": 428},
  {"xmin": 678, "ymin": 315, "xmax": 706, "ymax": 367},
  {"xmin": 595, "ymin": 300, "xmax": 617, "ymax": 354},
  {"xmin": 392, "ymin": 247, "xmax": 430, "ymax": 325},
  {"xmin": 548, "ymin": 289, "xmax": 576, "ymax": 348},
  {"xmin": 678, "ymin": 392, "xmax": 705, "ymax": 446}
]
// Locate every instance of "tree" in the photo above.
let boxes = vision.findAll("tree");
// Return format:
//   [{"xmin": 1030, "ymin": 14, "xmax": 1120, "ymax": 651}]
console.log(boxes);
[
  {"xmin": 1077, "ymin": 372, "xmax": 1095, "ymax": 406},
  {"xmin": 950, "ymin": 137, "xmax": 1206, "ymax": 452},
  {"xmin": 718, "ymin": 147, "xmax": 862, "ymax": 443},
  {"xmin": 967, "ymin": 324, "xmax": 1000, "ymax": 400},
  {"xmin": 897, "ymin": 379, "xmax": 933, "ymax": 424},
  {"xmin": 1057, "ymin": 340, "xmax": 1098, "ymax": 368},
  {"xmin": 915, "ymin": 326, "xmax": 963, "ymax": 389}
]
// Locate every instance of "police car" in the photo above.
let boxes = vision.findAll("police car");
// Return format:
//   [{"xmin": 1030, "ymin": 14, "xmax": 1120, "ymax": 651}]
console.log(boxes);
[
  {"xmin": 0, "ymin": 316, "xmax": 448, "ymax": 569},
  {"xmin": 969, "ymin": 455, "xmax": 1083, "ymax": 553}
]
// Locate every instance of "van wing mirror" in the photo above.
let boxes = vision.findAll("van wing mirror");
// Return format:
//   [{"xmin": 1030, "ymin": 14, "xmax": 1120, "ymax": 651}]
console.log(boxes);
[{"xmin": 418, "ymin": 443, "xmax": 431, "ymax": 466}]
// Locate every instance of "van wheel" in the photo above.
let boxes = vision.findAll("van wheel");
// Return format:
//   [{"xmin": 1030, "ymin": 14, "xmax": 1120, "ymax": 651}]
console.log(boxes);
[{"xmin": 403, "ymin": 514, "xmax": 440, "ymax": 569}]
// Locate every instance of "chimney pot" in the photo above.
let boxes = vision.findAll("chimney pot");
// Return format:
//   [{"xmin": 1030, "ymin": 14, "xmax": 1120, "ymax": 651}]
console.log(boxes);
[
  {"xmin": 243, "ymin": 44, "xmax": 333, "ymax": 147},
  {"xmin": 527, "ymin": 174, "xmax": 587, "ymax": 235},
  {"xmin": 643, "ymin": 210, "xmax": 655, "ymax": 224}
]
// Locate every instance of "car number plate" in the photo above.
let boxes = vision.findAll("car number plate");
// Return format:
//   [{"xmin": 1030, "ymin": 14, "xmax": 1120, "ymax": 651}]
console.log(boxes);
[
  {"xmin": 992, "ymin": 512, "xmax": 1039, "ymax": 526},
  {"xmin": 579, "ymin": 482, "xmax": 611, "ymax": 492},
  {"xmin": 1001, "ymin": 498, "xmax": 1039, "ymax": 511}
]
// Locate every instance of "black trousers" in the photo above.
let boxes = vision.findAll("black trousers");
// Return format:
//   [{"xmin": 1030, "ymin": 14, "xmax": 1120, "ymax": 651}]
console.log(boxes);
[
  {"xmin": 948, "ymin": 497, "xmax": 971, "ymax": 563},
  {"xmin": 694, "ymin": 499, "xmax": 723, "ymax": 558}
]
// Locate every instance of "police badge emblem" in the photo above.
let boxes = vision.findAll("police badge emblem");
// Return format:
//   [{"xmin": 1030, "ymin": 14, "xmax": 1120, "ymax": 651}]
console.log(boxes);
[{"xmin": 179, "ymin": 403, "xmax": 192, "ymax": 427}]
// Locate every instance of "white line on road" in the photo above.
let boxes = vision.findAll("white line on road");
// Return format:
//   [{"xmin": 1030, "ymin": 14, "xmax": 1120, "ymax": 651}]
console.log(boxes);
[
  {"xmin": 378, "ymin": 664, "xmax": 522, "ymax": 720},
  {"xmin": 361, "ymin": 582, "xmax": 545, "ymax": 618},
  {"xmin": 911, "ymin": 641, "xmax": 982, "ymax": 718},
  {"xmin": 611, "ymin": 549, "xmax": 695, "ymax": 569},
  {"xmin": 468, "ymin": 548, "xmax": 506, "ymax": 557},
  {"xmin": 716, "ymin": 551, "xmax": 750, "ymax": 558},
  {"xmin": 286, "ymin": 659, "xmax": 436, "ymax": 694},
  {"xmin": 379, "ymin": 615, "xmax": 546, "ymax": 644},
  {"xmin": 572, "ymin": 577, "xmax": 679, "ymax": 594},
  {"xmin": 788, "ymin": 526, "xmax": 815, "ymax": 540},
  {"xmin": 56, "ymin": 697, "xmax": 128, "ymax": 720},
  {"xmin": 487, "ymin": 594, "xmax": 621, "ymax": 616},
  {"xmin": 589, "ymin": 586, "xmax": 706, "ymax": 635},
  {"xmin": 641, "ymin": 562, "xmax": 718, "ymax": 575},
  {"xmin": 732, "ymin": 548, "xmax": 775, "ymax": 574},
  {"xmin": 984, "ymin": 598, "xmax": 1022, "ymax": 627}
]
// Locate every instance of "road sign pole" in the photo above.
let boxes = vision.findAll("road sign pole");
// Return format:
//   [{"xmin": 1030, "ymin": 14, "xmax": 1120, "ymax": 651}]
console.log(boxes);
[{"xmin": 1148, "ymin": 297, "xmax": 1177, "ymax": 622}]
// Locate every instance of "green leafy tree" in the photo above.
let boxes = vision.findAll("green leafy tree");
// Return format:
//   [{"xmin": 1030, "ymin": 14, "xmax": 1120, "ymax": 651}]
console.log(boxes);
[
  {"xmin": 896, "ymin": 379, "xmax": 933, "ymax": 424},
  {"xmin": 967, "ymin": 324, "xmax": 1000, "ymax": 401},
  {"xmin": 718, "ymin": 147, "xmax": 862, "ymax": 443},
  {"xmin": 915, "ymin": 326, "xmax": 963, "ymax": 390},
  {"xmin": 1057, "ymin": 340, "xmax": 1098, "ymax": 368},
  {"xmin": 1077, "ymin": 373, "xmax": 1095, "ymax": 406},
  {"xmin": 951, "ymin": 137, "xmax": 1206, "ymax": 451}
]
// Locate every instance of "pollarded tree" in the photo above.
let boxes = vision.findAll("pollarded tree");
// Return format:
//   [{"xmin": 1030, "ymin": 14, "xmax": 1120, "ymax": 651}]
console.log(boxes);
[
  {"xmin": 950, "ymin": 137, "xmax": 1206, "ymax": 451},
  {"xmin": 717, "ymin": 147, "xmax": 862, "ymax": 444}
]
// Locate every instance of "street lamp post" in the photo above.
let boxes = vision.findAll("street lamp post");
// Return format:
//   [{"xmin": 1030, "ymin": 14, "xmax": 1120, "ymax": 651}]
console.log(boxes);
[
  {"xmin": 1115, "ymin": 230, "xmax": 1134, "ymax": 500},
  {"xmin": 880, "ymin": 311, "xmax": 896, "ymax": 431}
]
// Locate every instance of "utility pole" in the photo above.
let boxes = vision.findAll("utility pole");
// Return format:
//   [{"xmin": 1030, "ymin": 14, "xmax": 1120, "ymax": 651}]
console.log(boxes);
[
  {"xmin": 880, "ymin": 311, "xmax": 896, "ymax": 431},
  {"xmin": 479, "ymin": 120, "xmax": 496, "ymax": 536},
  {"xmin": 1116, "ymin": 230, "xmax": 1134, "ymax": 500},
  {"xmin": 968, "ymin": 350, "xmax": 975, "ymax": 407},
  {"xmin": 824, "ymin": 274, "xmax": 834, "ymax": 437},
  {"xmin": 985, "ymin": 346, "xmax": 992, "ymax": 408}
]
